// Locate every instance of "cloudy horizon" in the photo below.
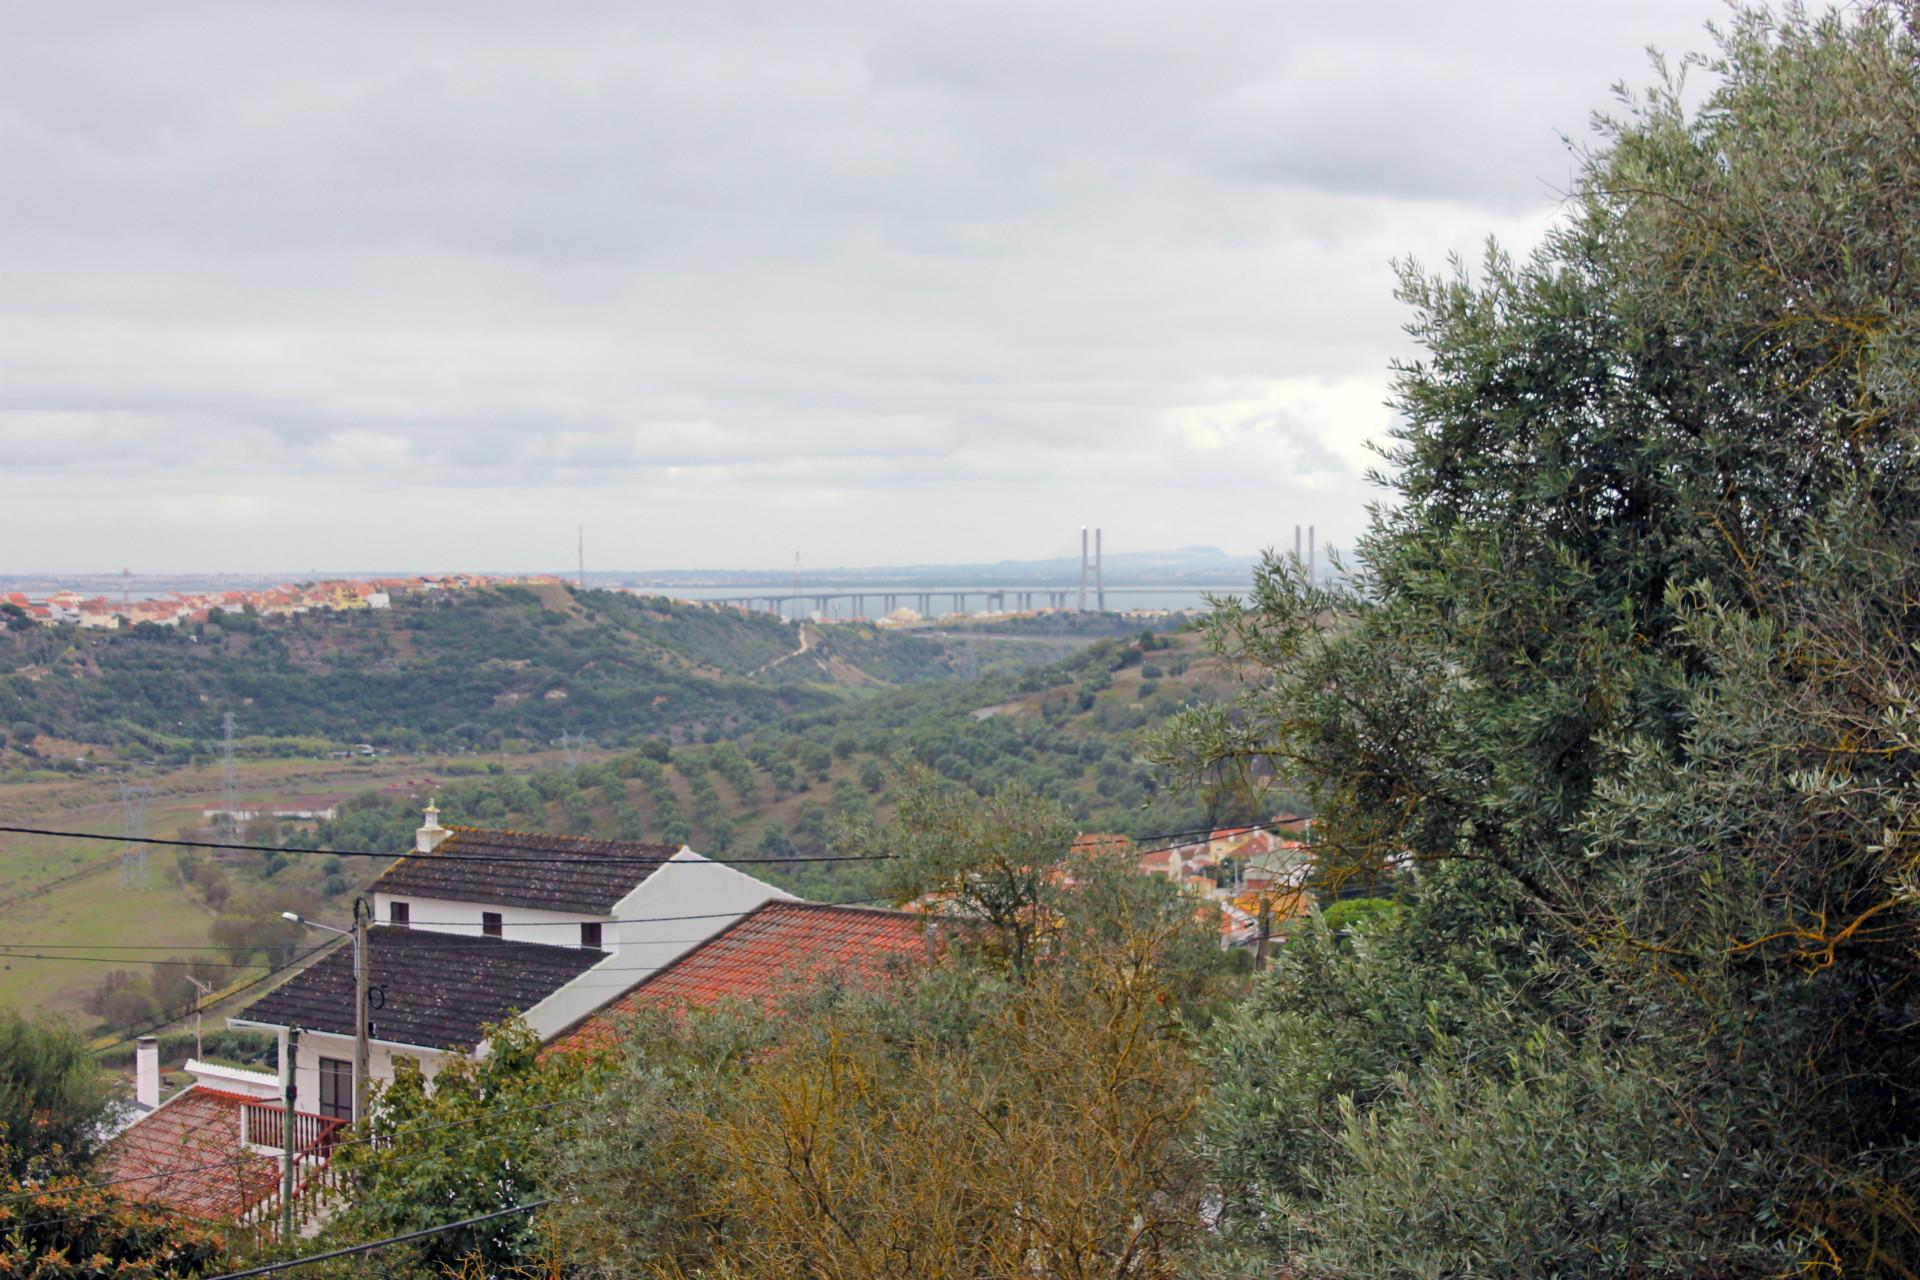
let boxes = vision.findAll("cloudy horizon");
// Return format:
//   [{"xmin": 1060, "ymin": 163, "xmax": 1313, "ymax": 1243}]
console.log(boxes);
[{"xmin": 1, "ymin": 0, "xmax": 1728, "ymax": 574}]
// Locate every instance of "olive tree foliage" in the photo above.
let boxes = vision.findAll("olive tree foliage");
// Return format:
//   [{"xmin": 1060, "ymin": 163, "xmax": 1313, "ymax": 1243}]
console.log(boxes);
[
  {"xmin": 539, "ymin": 798, "xmax": 1233, "ymax": 1280},
  {"xmin": 1158, "ymin": 6, "xmax": 1920, "ymax": 1274},
  {"xmin": 864, "ymin": 764, "xmax": 1080, "ymax": 980}
]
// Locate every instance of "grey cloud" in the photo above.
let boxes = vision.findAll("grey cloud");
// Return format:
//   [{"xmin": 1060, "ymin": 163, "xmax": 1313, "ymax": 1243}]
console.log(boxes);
[{"xmin": 0, "ymin": 0, "xmax": 1729, "ymax": 571}]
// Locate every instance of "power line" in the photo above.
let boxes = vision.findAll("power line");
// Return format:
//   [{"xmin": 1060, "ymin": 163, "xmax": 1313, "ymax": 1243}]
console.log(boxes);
[
  {"xmin": 0, "ymin": 818, "xmax": 1297, "ymax": 871},
  {"xmin": 0, "ymin": 952, "xmax": 296, "ymax": 969},
  {"xmin": 87, "ymin": 941, "xmax": 333, "ymax": 1057},
  {"xmin": 0, "ymin": 825, "xmax": 897, "ymax": 867},
  {"xmin": 203, "ymin": 1199, "xmax": 552, "ymax": 1278},
  {"xmin": 0, "ymin": 897, "xmax": 898, "ymax": 954},
  {"xmin": 0, "ymin": 1099, "xmax": 580, "ymax": 1210}
]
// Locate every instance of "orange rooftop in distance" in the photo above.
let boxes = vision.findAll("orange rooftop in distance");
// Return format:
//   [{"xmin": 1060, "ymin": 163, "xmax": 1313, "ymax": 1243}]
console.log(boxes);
[{"xmin": 548, "ymin": 900, "xmax": 927, "ymax": 1055}]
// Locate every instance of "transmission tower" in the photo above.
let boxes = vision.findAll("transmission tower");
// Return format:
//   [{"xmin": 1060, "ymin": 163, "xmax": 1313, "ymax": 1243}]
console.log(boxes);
[
  {"xmin": 219, "ymin": 712, "xmax": 239, "ymax": 845},
  {"xmin": 118, "ymin": 779, "xmax": 149, "ymax": 888},
  {"xmin": 558, "ymin": 730, "xmax": 590, "ymax": 771}
]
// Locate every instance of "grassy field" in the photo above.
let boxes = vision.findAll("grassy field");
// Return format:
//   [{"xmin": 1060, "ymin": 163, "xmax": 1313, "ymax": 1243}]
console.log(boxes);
[{"xmin": 0, "ymin": 749, "xmax": 594, "ymax": 1021}]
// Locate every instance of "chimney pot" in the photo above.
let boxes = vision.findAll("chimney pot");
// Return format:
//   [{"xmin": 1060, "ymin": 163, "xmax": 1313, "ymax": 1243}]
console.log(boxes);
[
  {"xmin": 416, "ymin": 799, "xmax": 449, "ymax": 853},
  {"xmin": 135, "ymin": 1036, "xmax": 160, "ymax": 1110}
]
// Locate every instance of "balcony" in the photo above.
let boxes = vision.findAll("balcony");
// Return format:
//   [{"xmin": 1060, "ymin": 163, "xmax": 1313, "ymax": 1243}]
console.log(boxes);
[{"xmin": 240, "ymin": 1099, "xmax": 346, "ymax": 1156}]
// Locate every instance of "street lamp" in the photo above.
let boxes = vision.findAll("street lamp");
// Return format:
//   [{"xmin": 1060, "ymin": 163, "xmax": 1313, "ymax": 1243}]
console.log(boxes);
[{"xmin": 282, "ymin": 899, "xmax": 371, "ymax": 1126}]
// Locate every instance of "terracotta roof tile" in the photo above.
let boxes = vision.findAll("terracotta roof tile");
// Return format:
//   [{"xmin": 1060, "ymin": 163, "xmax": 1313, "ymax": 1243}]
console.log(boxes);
[
  {"xmin": 548, "ymin": 901, "xmax": 925, "ymax": 1054},
  {"xmin": 101, "ymin": 1088, "xmax": 279, "ymax": 1221}
]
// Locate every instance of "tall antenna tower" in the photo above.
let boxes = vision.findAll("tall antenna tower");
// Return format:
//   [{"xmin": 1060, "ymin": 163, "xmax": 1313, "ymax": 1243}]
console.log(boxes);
[
  {"xmin": 118, "ymin": 779, "xmax": 148, "ymax": 888},
  {"xmin": 219, "ymin": 712, "xmax": 239, "ymax": 846},
  {"xmin": 1094, "ymin": 528, "xmax": 1105, "ymax": 612},
  {"xmin": 1078, "ymin": 527, "xmax": 1089, "ymax": 611}
]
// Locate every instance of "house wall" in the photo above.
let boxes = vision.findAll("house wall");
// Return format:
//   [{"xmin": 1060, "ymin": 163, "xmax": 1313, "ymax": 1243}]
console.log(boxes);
[
  {"xmin": 369, "ymin": 892, "xmax": 610, "ymax": 948},
  {"xmin": 287, "ymin": 1030, "xmax": 451, "ymax": 1118}
]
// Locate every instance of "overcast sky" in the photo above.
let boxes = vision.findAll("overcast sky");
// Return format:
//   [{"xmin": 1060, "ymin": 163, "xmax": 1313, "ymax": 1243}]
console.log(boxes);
[{"xmin": 0, "ymin": 0, "xmax": 1730, "ymax": 574}]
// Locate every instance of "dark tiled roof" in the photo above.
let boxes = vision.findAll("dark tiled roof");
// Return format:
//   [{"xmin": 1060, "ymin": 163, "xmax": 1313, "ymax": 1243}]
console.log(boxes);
[
  {"xmin": 370, "ymin": 827, "xmax": 679, "ymax": 914},
  {"xmin": 242, "ymin": 927, "xmax": 605, "ymax": 1051},
  {"xmin": 548, "ymin": 901, "xmax": 926, "ymax": 1054},
  {"xmin": 102, "ymin": 1088, "xmax": 281, "ymax": 1221}
]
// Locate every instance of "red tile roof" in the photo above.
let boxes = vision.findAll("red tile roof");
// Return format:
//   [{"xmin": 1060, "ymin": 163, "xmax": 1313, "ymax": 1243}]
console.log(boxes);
[
  {"xmin": 548, "ymin": 901, "xmax": 927, "ymax": 1055},
  {"xmin": 102, "ymin": 1088, "xmax": 280, "ymax": 1221}
]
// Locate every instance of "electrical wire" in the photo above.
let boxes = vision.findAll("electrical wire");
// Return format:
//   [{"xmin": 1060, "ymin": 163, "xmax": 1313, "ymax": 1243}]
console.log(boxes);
[
  {"xmin": 0, "ymin": 824, "xmax": 897, "ymax": 866},
  {"xmin": 0, "ymin": 898, "xmax": 897, "ymax": 951},
  {"xmin": 0, "ymin": 1098, "xmax": 580, "ymax": 1210},
  {"xmin": 86, "ymin": 942, "xmax": 334, "ymax": 1057},
  {"xmin": 0, "ymin": 818, "xmax": 1298, "ymax": 871},
  {"xmin": 202, "ymin": 1200, "xmax": 552, "ymax": 1278}
]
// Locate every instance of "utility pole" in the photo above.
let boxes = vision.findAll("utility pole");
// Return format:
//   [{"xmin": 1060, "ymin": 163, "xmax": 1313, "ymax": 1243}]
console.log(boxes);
[
  {"xmin": 281, "ymin": 905, "xmax": 371, "ymax": 1126},
  {"xmin": 353, "ymin": 897, "xmax": 370, "ymax": 1127},
  {"xmin": 281, "ymin": 1024, "xmax": 299, "ymax": 1242},
  {"xmin": 1254, "ymin": 897, "xmax": 1272, "ymax": 971},
  {"xmin": 187, "ymin": 974, "xmax": 214, "ymax": 1061}
]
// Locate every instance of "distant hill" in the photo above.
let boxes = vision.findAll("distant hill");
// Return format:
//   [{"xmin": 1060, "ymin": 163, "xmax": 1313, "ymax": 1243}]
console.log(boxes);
[{"xmin": 0, "ymin": 586, "xmax": 997, "ymax": 761}]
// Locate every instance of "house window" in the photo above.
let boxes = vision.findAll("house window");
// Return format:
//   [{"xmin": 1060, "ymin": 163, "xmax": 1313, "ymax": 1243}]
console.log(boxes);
[
  {"xmin": 482, "ymin": 912, "xmax": 503, "ymax": 938},
  {"xmin": 580, "ymin": 921, "xmax": 602, "ymax": 950},
  {"xmin": 318, "ymin": 1057, "xmax": 353, "ymax": 1121},
  {"xmin": 389, "ymin": 901, "xmax": 409, "ymax": 928}
]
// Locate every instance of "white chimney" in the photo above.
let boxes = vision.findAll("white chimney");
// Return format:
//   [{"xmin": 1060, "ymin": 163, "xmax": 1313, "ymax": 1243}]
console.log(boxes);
[
  {"xmin": 416, "ymin": 799, "xmax": 449, "ymax": 853},
  {"xmin": 135, "ymin": 1036, "xmax": 160, "ymax": 1111}
]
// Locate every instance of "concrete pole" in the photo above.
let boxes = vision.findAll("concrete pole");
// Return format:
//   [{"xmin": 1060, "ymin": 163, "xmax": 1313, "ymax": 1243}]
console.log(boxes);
[
  {"xmin": 1079, "ymin": 527, "xmax": 1089, "ymax": 611},
  {"xmin": 282, "ymin": 1025, "xmax": 300, "ymax": 1241},
  {"xmin": 1095, "ymin": 528, "xmax": 1105, "ymax": 612},
  {"xmin": 353, "ymin": 899, "xmax": 370, "ymax": 1127}
]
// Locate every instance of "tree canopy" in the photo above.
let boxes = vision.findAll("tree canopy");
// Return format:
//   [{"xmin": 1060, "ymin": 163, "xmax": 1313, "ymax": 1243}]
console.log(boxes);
[{"xmin": 1158, "ymin": 4, "xmax": 1920, "ymax": 1273}]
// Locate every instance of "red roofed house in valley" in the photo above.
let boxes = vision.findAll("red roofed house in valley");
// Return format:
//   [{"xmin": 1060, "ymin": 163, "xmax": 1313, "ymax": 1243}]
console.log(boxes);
[{"xmin": 547, "ymin": 901, "xmax": 928, "ymax": 1055}]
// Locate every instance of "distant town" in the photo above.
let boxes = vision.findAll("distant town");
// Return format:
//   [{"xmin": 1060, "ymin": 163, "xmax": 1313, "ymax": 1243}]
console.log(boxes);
[{"xmin": 1, "ymin": 574, "xmax": 572, "ymax": 629}]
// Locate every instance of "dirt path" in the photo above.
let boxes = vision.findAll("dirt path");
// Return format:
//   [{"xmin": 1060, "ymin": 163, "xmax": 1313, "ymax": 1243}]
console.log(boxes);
[{"xmin": 750, "ymin": 623, "xmax": 813, "ymax": 676}]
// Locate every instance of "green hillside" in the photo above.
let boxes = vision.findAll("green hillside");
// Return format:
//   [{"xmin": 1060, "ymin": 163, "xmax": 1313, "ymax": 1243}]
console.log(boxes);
[
  {"xmin": 292, "ymin": 627, "xmax": 1281, "ymax": 903},
  {"xmin": 0, "ymin": 586, "xmax": 1007, "ymax": 761}
]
